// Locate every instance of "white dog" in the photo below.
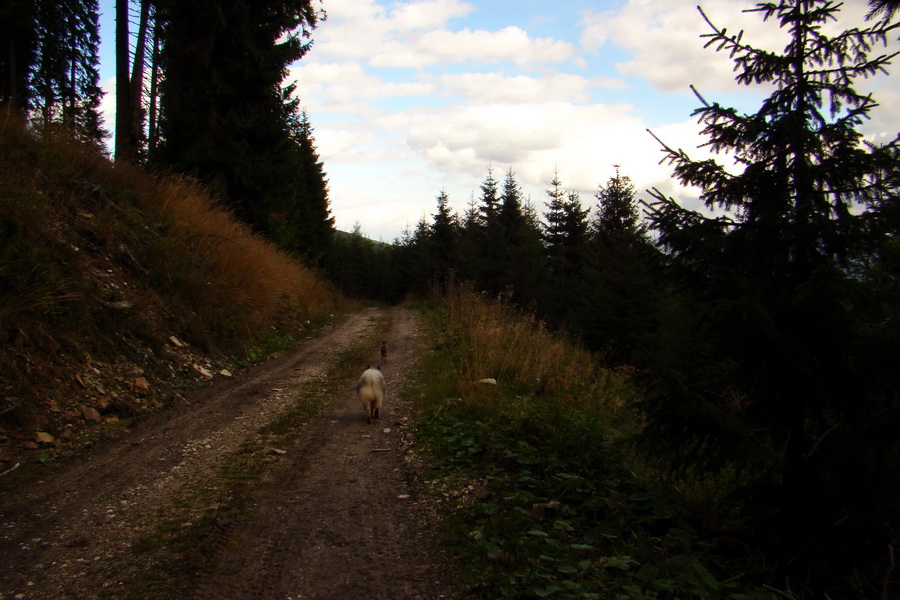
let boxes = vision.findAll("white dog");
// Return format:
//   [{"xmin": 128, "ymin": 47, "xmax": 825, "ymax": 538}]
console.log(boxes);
[{"xmin": 354, "ymin": 366, "xmax": 385, "ymax": 424}]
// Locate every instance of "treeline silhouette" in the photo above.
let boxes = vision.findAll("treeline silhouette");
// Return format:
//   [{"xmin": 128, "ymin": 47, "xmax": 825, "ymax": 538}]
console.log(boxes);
[{"xmin": 325, "ymin": 165, "xmax": 658, "ymax": 365}]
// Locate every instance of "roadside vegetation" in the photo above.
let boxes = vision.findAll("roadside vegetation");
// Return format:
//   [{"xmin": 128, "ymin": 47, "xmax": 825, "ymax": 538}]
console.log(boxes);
[
  {"xmin": 411, "ymin": 282, "xmax": 766, "ymax": 599},
  {"xmin": 0, "ymin": 114, "xmax": 343, "ymax": 464}
]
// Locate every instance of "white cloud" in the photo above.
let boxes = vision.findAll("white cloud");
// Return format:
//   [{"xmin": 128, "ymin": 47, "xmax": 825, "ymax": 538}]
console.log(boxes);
[
  {"xmin": 581, "ymin": 0, "xmax": 900, "ymax": 96},
  {"xmin": 299, "ymin": 0, "xmax": 900, "ymax": 241},
  {"xmin": 359, "ymin": 26, "xmax": 579, "ymax": 68},
  {"xmin": 376, "ymin": 100, "xmax": 711, "ymax": 203},
  {"xmin": 315, "ymin": 0, "xmax": 473, "ymax": 61},
  {"xmin": 289, "ymin": 61, "xmax": 435, "ymax": 115},
  {"xmin": 316, "ymin": 0, "xmax": 575, "ymax": 69},
  {"xmin": 580, "ymin": 0, "xmax": 774, "ymax": 93},
  {"xmin": 437, "ymin": 72, "xmax": 593, "ymax": 103},
  {"xmin": 390, "ymin": 0, "xmax": 475, "ymax": 30}
]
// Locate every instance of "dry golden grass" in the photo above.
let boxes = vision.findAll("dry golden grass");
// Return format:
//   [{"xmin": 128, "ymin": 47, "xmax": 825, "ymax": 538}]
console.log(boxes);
[
  {"xmin": 433, "ymin": 281, "xmax": 635, "ymax": 420},
  {"xmin": 1, "ymin": 108, "xmax": 340, "ymax": 353},
  {"xmin": 0, "ymin": 108, "xmax": 345, "ymax": 437},
  {"xmin": 150, "ymin": 175, "xmax": 338, "ymax": 334}
]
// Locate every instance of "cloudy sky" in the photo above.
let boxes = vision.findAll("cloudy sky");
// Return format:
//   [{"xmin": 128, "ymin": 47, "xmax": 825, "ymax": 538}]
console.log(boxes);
[{"xmin": 98, "ymin": 0, "xmax": 900, "ymax": 241}]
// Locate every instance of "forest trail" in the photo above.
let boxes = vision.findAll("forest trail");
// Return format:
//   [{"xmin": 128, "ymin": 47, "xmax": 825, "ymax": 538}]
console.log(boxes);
[{"xmin": 0, "ymin": 307, "xmax": 465, "ymax": 600}]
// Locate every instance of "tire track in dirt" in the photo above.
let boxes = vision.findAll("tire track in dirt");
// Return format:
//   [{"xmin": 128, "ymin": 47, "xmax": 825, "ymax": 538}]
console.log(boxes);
[
  {"xmin": 191, "ymin": 306, "xmax": 464, "ymax": 600},
  {"xmin": 0, "ymin": 307, "xmax": 462, "ymax": 600}
]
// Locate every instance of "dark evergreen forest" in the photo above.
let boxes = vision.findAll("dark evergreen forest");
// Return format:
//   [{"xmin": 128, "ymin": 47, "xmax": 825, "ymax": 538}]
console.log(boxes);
[{"xmin": 2, "ymin": 0, "xmax": 899, "ymax": 596}]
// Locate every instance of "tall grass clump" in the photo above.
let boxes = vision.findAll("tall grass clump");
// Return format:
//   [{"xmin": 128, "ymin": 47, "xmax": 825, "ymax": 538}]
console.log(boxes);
[
  {"xmin": 146, "ymin": 175, "xmax": 338, "ymax": 347},
  {"xmin": 431, "ymin": 279, "xmax": 635, "ymax": 426},
  {"xmin": 1, "ymin": 110, "xmax": 337, "ymax": 351}
]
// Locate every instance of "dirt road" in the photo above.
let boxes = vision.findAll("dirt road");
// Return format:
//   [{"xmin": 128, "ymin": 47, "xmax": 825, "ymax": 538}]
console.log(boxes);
[{"xmin": 0, "ymin": 307, "xmax": 465, "ymax": 600}]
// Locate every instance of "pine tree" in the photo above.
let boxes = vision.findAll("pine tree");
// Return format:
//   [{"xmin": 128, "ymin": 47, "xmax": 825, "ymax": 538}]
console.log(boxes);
[
  {"xmin": 427, "ymin": 190, "xmax": 460, "ymax": 282},
  {"xmin": 116, "ymin": 0, "xmax": 155, "ymax": 161},
  {"xmin": 497, "ymin": 167, "xmax": 548, "ymax": 307},
  {"xmin": 867, "ymin": 0, "xmax": 900, "ymax": 21},
  {"xmin": 581, "ymin": 167, "xmax": 657, "ymax": 361},
  {"xmin": 471, "ymin": 167, "xmax": 504, "ymax": 293},
  {"xmin": 153, "ymin": 0, "xmax": 321, "ymax": 231},
  {"xmin": 0, "ymin": 0, "xmax": 39, "ymax": 114},
  {"xmin": 542, "ymin": 168, "xmax": 568, "ymax": 270},
  {"xmin": 0, "ymin": 0, "xmax": 104, "ymax": 141},
  {"xmin": 543, "ymin": 169, "xmax": 590, "ymax": 327},
  {"xmin": 456, "ymin": 193, "xmax": 482, "ymax": 284},
  {"xmin": 593, "ymin": 166, "xmax": 641, "ymax": 244},
  {"xmin": 276, "ymin": 108, "xmax": 334, "ymax": 263},
  {"xmin": 642, "ymin": 2, "xmax": 900, "ymax": 593}
]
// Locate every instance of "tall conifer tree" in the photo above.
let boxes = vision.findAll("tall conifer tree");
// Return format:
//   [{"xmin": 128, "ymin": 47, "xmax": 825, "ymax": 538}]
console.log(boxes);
[
  {"xmin": 427, "ymin": 190, "xmax": 460, "ymax": 281},
  {"xmin": 473, "ymin": 167, "xmax": 503, "ymax": 293},
  {"xmin": 153, "ymin": 0, "xmax": 321, "ymax": 233},
  {"xmin": 581, "ymin": 167, "xmax": 656, "ymax": 360},
  {"xmin": 543, "ymin": 170, "xmax": 590, "ymax": 327},
  {"xmin": 0, "ymin": 0, "xmax": 38, "ymax": 113},
  {"xmin": 497, "ymin": 168, "xmax": 547, "ymax": 306},
  {"xmin": 642, "ymin": 2, "xmax": 900, "ymax": 593},
  {"xmin": 1, "ymin": 0, "xmax": 104, "ymax": 140}
]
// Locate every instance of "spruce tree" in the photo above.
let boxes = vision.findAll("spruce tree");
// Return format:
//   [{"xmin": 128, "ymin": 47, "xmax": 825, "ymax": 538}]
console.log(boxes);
[
  {"xmin": 1, "ymin": 0, "xmax": 104, "ymax": 141},
  {"xmin": 593, "ymin": 166, "xmax": 641, "ymax": 243},
  {"xmin": 153, "ymin": 0, "xmax": 321, "ymax": 232},
  {"xmin": 0, "ymin": 0, "xmax": 38, "ymax": 113},
  {"xmin": 642, "ymin": 2, "xmax": 900, "ymax": 593},
  {"xmin": 582, "ymin": 167, "xmax": 656, "ymax": 361},
  {"xmin": 277, "ymin": 108, "xmax": 334, "ymax": 263},
  {"xmin": 427, "ymin": 190, "xmax": 460, "ymax": 282},
  {"xmin": 497, "ymin": 167, "xmax": 547, "ymax": 307},
  {"xmin": 543, "ymin": 170, "xmax": 590, "ymax": 327},
  {"xmin": 472, "ymin": 167, "xmax": 503, "ymax": 293},
  {"xmin": 115, "ymin": 0, "xmax": 155, "ymax": 161}
]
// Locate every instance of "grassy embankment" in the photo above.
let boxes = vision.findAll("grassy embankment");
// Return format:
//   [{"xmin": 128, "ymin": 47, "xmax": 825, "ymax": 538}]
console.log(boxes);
[
  {"xmin": 410, "ymin": 281, "xmax": 769, "ymax": 600},
  {"xmin": 0, "ymin": 113, "xmax": 343, "ymax": 463}
]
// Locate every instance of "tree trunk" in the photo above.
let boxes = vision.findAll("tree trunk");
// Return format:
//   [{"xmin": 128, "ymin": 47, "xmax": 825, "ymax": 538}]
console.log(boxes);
[
  {"xmin": 114, "ymin": 0, "xmax": 133, "ymax": 161},
  {"xmin": 147, "ymin": 15, "xmax": 160, "ymax": 152},
  {"xmin": 129, "ymin": 0, "xmax": 150, "ymax": 157}
]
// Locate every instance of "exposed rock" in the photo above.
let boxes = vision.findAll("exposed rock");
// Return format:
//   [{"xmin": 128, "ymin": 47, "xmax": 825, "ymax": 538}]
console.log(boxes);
[
  {"xmin": 475, "ymin": 378, "xmax": 497, "ymax": 385},
  {"xmin": 218, "ymin": 369, "xmax": 233, "ymax": 378},
  {"xmin": 169, "ymin": 335, "xmax": 186, "ymax": 348},
  {"xmin": 34, "ymin": 431, "xmax": 55, "ymax": 445},
  {"xmin": 193, "ymin": 365, "xmax": 213, "ymax": 379},
  {"xmin": 101, "ymin": 299, "xmax": 133, "ymax": 310},
  {"xmin": 132, "ymin": 376, "xmax": 150, "ymax": 395},
  {"xmin": 83, "ymin": 407, "xmax": 102, "ymax": 422}
]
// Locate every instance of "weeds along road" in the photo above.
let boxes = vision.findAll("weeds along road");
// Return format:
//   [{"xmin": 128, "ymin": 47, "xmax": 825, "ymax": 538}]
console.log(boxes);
[{"xmin": 0, "ymin": 307, "xmax": 464, "ymax": 600}]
